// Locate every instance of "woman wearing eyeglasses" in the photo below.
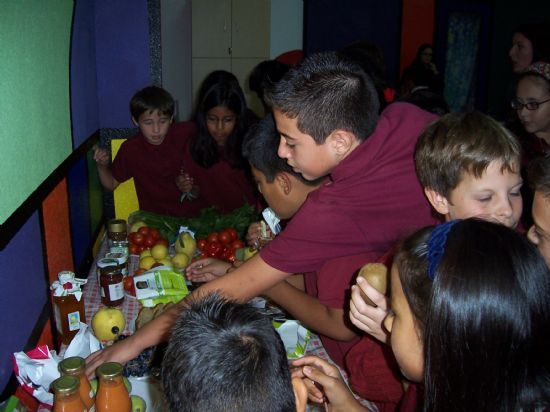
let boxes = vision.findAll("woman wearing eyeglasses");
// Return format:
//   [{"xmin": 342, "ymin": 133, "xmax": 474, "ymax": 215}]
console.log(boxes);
[
  {"xmin": 513, "ymin": 62, "xmax": 550, "ymax": 155},
  {"xmin": 510, "ymin": 61, "xmax": 550, "ymax": 228}
]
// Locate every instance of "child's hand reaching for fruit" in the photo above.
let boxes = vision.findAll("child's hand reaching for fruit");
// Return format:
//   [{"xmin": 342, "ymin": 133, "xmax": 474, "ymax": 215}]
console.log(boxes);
[{"xmin": 186, "ymin": 257, "xmax": 232, "ymax": 283}]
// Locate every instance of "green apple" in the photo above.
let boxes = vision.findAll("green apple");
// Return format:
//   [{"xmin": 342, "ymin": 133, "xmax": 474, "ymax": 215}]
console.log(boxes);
[{"xmin": 131, "ymin": 395, "xmax": 147, "ymax": 412}]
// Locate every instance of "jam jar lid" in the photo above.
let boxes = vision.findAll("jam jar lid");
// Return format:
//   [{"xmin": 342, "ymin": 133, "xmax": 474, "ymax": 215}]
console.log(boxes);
[{"xmin": 108, "ymin": 219, "xmax": 127, "ymax": 233}]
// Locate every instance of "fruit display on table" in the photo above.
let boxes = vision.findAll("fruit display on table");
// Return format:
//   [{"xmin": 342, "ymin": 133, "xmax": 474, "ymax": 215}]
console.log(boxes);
[
  {"xmin": 128, "ymin": 225, "xmax": 169, "ymax": 256},
  {"xmin": 196, "ymin": 228, "xmax": 245, "ymax": 263}
]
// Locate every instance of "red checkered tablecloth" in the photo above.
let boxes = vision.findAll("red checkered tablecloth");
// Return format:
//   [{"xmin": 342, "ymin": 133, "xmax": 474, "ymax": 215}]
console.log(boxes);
[{"xmin": 83, "ymin": 238, "xmax": 141, "ymax": 335}]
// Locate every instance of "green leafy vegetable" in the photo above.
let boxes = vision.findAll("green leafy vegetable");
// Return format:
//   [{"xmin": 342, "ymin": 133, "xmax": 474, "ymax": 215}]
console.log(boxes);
[{"xmin": 129, "ymin": 204, "xmax": 259, "ymax": 242}]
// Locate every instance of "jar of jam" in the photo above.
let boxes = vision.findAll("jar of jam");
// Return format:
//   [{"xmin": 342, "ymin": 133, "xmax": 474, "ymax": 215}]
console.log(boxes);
[
  {"xmin": 107, "ymin": 219, "xmax": 128, "ymax": 250},
  {"xmin": 51, "ymin": 271, "xmax": 87, "ymax": 345},
  {"xmin": 96, "ymin": 258, "xmax": 118, "ymax": 284},
  {"xmin": 58, "ymin": 357, "xmax": 95, "ymax": 410},
  {"xmin": 52, "ymin": 375, "xmax": 87, "ymax": 412},
  {"xmin": 105, "ymin": 252, "xmax": 128, "ymax": 276},
  {"xmin": 99, "ymin": 266, "xmax": 124, "ymax": 306}
]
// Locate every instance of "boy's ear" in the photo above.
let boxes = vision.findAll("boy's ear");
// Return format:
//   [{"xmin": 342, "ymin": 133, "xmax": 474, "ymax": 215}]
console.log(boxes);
[
  {"xmin": 424, "ymin": 187, "xmax": 450, "ymax": 215},
  {"xmin": 131, "ymin": 117, "xmax": 139, "ymax": 127},
  {"xmin": 329, "ymin": 130, "xmax": 356, "ymax": 157},
  {"xmin": 276, "ymin": 173, "xmax": 292, "ymax": 195},
  {"xmin": 291, "ymin": 377, "xmax": 308, "ymax": 412}
]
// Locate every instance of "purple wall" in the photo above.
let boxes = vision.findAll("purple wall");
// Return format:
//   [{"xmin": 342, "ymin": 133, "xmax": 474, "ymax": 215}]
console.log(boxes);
[
  {"xmin": 0, "ymin": 213, "xmax": 47, "ymax": 392},
  {"xmin": 95, "ymin": 0, "xmax": 151, "ymax": 128},
  {"xmin": 71, "ymin": 0, "xmax": 99, "ymax": 146}
]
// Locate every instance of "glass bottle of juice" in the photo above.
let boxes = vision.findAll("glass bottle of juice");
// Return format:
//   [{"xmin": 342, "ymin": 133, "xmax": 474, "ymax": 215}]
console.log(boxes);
[
  {"xmin": 59, "ymin": 357, "xmax": 95, "ymax": 410},
  {"xmin": 52, "ymin": 375, "xmax": 87, "ymax": 412},
  {"xmin": 95, "ymin": 362, "xmax": 131, "ymax": 412}
]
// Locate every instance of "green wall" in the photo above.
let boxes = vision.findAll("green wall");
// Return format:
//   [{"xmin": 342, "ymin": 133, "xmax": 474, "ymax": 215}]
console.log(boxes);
[{"xmin": 0, "ymin": 2, "xmax": 73, "ymax": 224}]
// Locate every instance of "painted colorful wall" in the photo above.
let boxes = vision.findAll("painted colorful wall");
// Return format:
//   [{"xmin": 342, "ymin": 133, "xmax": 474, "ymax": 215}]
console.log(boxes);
[{"xmin": 0, "ymin": 0, "xmax": 152, "ymax": 402}]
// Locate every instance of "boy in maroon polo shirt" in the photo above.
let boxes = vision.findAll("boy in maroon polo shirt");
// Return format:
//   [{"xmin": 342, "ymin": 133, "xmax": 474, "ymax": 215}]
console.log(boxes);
[
  {"xmin": 85, "ymin": 53, "xmax": 436, "ymax": 386},
  {"xmin": 93, "ymin": 86, "xmax": 202, "ymax": 217}
]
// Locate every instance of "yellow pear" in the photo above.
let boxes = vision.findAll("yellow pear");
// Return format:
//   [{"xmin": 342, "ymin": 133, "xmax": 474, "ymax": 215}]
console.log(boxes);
[
  {"xmin": 140, "ymin": 249, "xmax": 152, "ymax": 260},
  {"xmin": 172, "ymin": 253, "xmax": 190, "ymax": 269},
  {"xmin": 91, "ymin": 307, "xmax": 126, "ymax": 341},
  {"xmin": 157, "ymin": 258, "xmax": 173, "ymax": 268},
  {"xmin": 151, "ymin": 244, "xmax": 168, "ymax": 260},
  {"xmin": 174, "ymin": 232, "xmax": 196, "ymax": 258},
  {"xmin": 139, "ymin": 256, "xmax": 156, "ymax": 270}
]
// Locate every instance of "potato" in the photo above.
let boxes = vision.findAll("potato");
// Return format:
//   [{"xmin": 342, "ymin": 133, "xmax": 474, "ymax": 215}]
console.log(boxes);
[{"xmin": 356, "ymin": 263, "xmax": 388, "ymax": 306}]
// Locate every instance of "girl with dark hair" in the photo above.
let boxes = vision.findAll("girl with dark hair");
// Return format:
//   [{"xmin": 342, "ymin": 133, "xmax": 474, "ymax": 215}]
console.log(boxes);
[
  {"xmin": 388, "ymin": 219, "xmax": 550, "ymax": 411},
  {"xmin": 176, "ymin": 70, "xmax": 258, "ymax": 214},
  {"xmin": 292, "ymin": 219, "xmax": 550, "ymax": 411}
]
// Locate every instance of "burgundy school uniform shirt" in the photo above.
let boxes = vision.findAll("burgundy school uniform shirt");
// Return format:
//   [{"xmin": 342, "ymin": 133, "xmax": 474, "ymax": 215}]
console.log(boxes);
[
  {"xmin": 260, "ymin": 102, "xmax": 437, "ymax": 380},
  {"xmin": 112, "ymin": 121, "xmax": 258, "ymax": 217},
  {"xmin": 182, "ymin": 134, "xmax": 258, "ymax": 214},
  {"xmin": 112, "ymin": 122, "xmax": 205, "ymax": 217},
  {"xmin": 261, "ymin": 102, "xmax": 437, "ymax": 272}
]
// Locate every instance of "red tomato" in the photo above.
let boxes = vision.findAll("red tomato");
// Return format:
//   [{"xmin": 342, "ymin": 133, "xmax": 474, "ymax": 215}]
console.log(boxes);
[
  {"xmin": 197, "ymin": 239, "xmax": 207, "ymax": 251},
  {"xmin": 230, "ymin": 239, "xmax": 244, "ymax": 250},
  {"xmin": 134, "ymin": 268, "xmax": 145, "ymax": 276},
  {"xmin": 152, "ymin": 262, "xmax": 163, "ymax": 268},
  {"xmin": 218, "ymin": 230, "xmax": 232, "ymax": 245},
  {"xmin": 129, "ymin": 232, "xmax": 144, "ymax": 246},
  {"xmin": 207, "ymin": 232, "xmax": 219, "ymax": 243},
  {"xmin": 226, "ymin": 227, "xmax": 238, "ymax": 241},
  {"xmin": 134, "ymin": 233, "xmax": 146, "ymax": 246},
  {"xmin": 137, "ymin": 245, "xmax": 146, "ymax": 253},
  {"xmin": 227, "ymin": 250, "xmax": 236, "ymax": 263},
  {"xmin": 129, "ymin": 244, "xmax": 140, "ymax": 255},
  {"xmin": 123, "ymin": 276, "xmax": 134, "ymax": 291},
  {"xmin": 144, "ymin": 235, "xmax": 156, "ymax": 248},
  {"xmin": 149, "ymin": 228, "xmax": 161, "ymax": 240},
  {"xmin": 207, "ymin": 241, "xmax": 222, "ymax": 256},
  {"xmin": 155, "ymin": 238, "xmax": 169, "ymax": 247},
  {"xmin": 138, "ymin": 226, "xmax": 151, "ymax": 236}
]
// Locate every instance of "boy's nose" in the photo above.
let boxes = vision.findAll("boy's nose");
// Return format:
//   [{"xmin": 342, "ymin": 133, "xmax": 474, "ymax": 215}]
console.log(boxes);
[
  {"xmin": 277, "ymin": 137, "xmax": 289, "ymax": 159},
  {"xmin": 497, "ymin": 197, "xmax": 513, "ymax": 218}
]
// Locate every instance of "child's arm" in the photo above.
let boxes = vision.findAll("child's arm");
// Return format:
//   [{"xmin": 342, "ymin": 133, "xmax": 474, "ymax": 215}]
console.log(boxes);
[
  {"xmin": 264, "ymin": 281, "xmax": 356, "ymax": 341},
  {"xmin": 291, "ymin": 356, "xmax": 367, "ymax": 411},
  {"xmin": 349, "ymin": 277, "xmax": 390, "ymax": 343},
  {"xmin": 86, "ymin": 253, "xmax": 290, "ymax": 378},
  {"xmin": 93, "ymin": 145, "xmax": 120, "ymax": 191}
]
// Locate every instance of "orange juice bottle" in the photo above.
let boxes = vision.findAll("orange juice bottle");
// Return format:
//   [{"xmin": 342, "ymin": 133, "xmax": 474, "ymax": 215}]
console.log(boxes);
[
  {"xmin": 95, "ymin": 362, "xmax": 131, "ymax": 412},
  {"xmin": 59, "ymin": 357, "xmax": 95, "ymax": 410},
  {"xmin": 52, "ymin": 375, "xmax": 87, "ymax": 412}
]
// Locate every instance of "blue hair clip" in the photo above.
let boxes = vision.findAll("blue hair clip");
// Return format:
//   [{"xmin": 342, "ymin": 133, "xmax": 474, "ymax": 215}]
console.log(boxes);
[{"xmin": 427, "ymin": 220, "xmax": 459, "ymax": 280}]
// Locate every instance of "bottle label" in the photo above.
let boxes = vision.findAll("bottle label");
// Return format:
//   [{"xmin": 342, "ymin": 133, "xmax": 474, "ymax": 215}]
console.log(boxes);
[
  {"xmin": 67, "ymin": 310, "xmax": 81, "ymax": 331},
  {"xmin": 108, "ymin": 282, "xmax": 124, "ymax": 300}
]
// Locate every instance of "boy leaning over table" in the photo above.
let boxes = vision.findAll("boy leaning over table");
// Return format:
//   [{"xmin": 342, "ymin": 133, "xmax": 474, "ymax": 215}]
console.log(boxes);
[
  {"xmin": 186, "ymin": 113, "xmax": 404, "ymax": 410},
  {"xmin": 85, "ymin": 52, "xmax": 436, "ymax": 385}
]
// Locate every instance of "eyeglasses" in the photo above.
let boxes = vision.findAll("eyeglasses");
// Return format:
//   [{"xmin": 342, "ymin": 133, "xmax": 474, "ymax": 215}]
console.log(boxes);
[{"xmin": 511, "ymin": 98, "xmax": 550, "ymax": 111}]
